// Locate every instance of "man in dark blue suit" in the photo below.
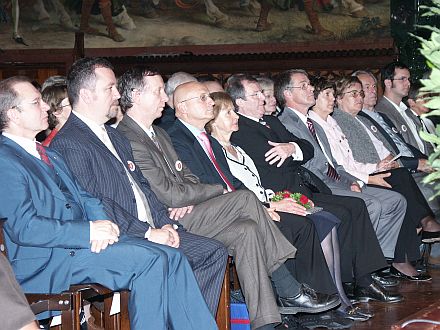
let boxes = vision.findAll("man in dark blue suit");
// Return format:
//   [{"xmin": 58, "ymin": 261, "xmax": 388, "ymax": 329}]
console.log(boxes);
[
  {"xmin": 0, "ymin": 76, "xmax": 217, "ymax": 329},
  {"xmin": 50, "ymin": 58, "xmax": 227, "ymax": 316}
]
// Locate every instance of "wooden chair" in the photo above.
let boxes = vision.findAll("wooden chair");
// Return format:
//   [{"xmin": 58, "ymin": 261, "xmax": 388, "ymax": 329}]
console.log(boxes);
[{"xmin": 0, "ymin": 218, "xmax": 129, "ymax": 330}]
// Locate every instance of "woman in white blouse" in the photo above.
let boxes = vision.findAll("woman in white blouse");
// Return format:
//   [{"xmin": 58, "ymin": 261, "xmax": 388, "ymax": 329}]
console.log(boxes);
[{"xmin": 207, "ymin": 91, "xmax": 372, "ymax": 321}]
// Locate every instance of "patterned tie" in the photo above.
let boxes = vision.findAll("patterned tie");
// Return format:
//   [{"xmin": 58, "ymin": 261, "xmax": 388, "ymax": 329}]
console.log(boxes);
[
  {"xmin": 36, "ymin": 143, "xmax": 53, "ymax": 168},
  {"xmin": 306, "ymin": 118, "xmax": 340, "ymax": 181},
  {"xmin": 198, "ymin": 132, "xmax": 235, "ymax": 191}
]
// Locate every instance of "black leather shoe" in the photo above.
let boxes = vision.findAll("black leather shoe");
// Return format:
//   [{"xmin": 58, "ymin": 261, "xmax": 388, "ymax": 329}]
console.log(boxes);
[
  {"xmin": 389, "ymin": 266, "xmax": 432, "ymax": 282},
  {"xmin": 353, "ymin": 282, "xmax": 402, "ymax": 303},
  {"xmin": 335, "ymin": 306, "xmax": 373, "ymax": 322},
  {"xmin": 276, "ymin": 315, "xmax": 307, "ymax": 329},
  {"xmin": 421, "ymin": 231, "xmax": 440, "ymax": 243},
  {"xmin": 371, "ymin": 273, "xmax": 400, "ymax": 287},
  {"xmin": 278, "ymin": 284, "xmax": 341, "ymax": 314}
]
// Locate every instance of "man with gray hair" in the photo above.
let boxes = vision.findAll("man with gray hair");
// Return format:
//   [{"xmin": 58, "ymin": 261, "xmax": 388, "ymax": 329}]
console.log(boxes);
[{"xmin": 154, "ymin": 72, "xmax": 197, "ymax": 131}]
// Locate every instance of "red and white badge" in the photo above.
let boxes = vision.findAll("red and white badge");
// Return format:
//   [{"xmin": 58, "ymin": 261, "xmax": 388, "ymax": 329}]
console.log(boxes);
[
  {"xmin": 127, "ymin": 161, "xmax": 136, "ymax": 171},
  {"xmin": 175, "ymin": 160, "xmax": 183, "ymax": 172},
  {"xmin": 401, "ymin": 125, "xmax": 407, "ymax": 132}
]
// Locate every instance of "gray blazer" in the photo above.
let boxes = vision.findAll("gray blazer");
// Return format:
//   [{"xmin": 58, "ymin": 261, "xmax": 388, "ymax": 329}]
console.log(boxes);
[
  {"xmin": 117, "ymin": 115, "xmax": 224, "ymax": 208},
  {"xmin": 376, "ymin": 97, "xmax": 423, "ymax": 151},
  {"xmin": 278, "ymin": 107, "xmax": 358, "ymax": 190}
]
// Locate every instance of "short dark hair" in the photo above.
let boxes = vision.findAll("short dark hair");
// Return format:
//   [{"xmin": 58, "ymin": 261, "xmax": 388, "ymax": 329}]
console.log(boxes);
[
  {"xmin": 311, "ymin": 76, "xmax": 335, "ymax": 99},
  {"xmin": 273, "ymin": 69, "xmax": 308, "ymax": 107},
  {"xmin": 380, "ymin": 61, "xmax": 410, "ymax": 89},
  {"xmin": 117, "ymin": 67, "xmax": 159, "ymax": 113},
  {"xmin": 41, "ymin": 84, "xmax": 68, "ymax": 129},
  {"xmin": 0, "ymin": 76, "xmax": 31, "ymax": 131},
  {"xmin": 67, "ymin": 57, "xmax": 114, "ymax": 107},
  {"xmin": 225, "ymin": 73, "xmax": 256, "ymax": 109}
]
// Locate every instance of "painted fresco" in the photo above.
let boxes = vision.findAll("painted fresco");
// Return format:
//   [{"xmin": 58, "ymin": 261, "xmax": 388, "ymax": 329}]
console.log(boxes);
[{"xmin": 0, "ymin": 0, "xmax": 390, "ymax": 50}]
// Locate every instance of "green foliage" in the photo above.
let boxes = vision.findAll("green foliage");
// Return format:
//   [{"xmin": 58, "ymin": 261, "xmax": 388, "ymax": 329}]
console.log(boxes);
[{"xmin": 417, "ymin": 1, "xmax": 440, "ymax": 197}]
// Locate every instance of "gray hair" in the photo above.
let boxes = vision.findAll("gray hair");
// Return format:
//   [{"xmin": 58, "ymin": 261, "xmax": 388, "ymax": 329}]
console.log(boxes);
[{"xmin": 165, "ymin": 72, "xmax": 197, "ymax": 97}]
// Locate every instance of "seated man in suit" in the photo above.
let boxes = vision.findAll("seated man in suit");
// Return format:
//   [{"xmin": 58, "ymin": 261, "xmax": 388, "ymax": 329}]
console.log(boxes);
[
  {"xmin": 275, "ymin": 69, "xmax": 406, "ymax": 264},
  {"xmin": 50, "ymin": 58, "xmax": 228, "ymax": 316},
  {"xmin": 0, "ymin": 254, "xmax": 38, "ymax": 330},
  {"xmin": 353, "ymin": 70, "xmax": 440, "ymax": 218},
  {"xmin": 223, "ymin": 74, "xmax": 401, "ymax": 303},
  {"xmin": 116, "ymin": 68, "xmax": 340, "ymax": 330},
  {"xmin": 0, "ymin": 76, "xmax": 217, "ymax": 330}
]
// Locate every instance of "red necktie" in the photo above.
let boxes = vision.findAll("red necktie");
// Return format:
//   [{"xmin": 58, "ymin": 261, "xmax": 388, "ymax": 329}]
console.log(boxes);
[
  {"xmin": 198, "ymin": 132, "xmax": 235, "ymax": 191},
  {"xmin": 306, "ymin": 118, "xmax": 340, "ymax": 181},
  {"xmin": 36, "ymin": 143, "xmax": 54, "ymax": 168}
]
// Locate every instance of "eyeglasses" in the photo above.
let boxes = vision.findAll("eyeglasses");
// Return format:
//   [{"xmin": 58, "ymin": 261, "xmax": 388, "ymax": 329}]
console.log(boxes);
[
  {"xmin": 285, "ymin": 82, "xmax": 312, "ymax": 91},
  {"xmin": 341, "ymin": 90, "xmax": 365, "ymax": 98},
  {"xmin": 12, "ymin": 98, "xmax": 45, "ymax": 110},
  {"xmin": 179, "ymin": 93, "xmax": 211, "ymax": 103},
  {"xmin": 391, "ymin": 77, "xmax": 411, "ymax": 83},
  {"xmin": 55, "ymin": 101, "xmax": 71, "ymax": 112},
  {"xmin": 245, "ymin": 90, "xmax": 264, "ymax": 98}
]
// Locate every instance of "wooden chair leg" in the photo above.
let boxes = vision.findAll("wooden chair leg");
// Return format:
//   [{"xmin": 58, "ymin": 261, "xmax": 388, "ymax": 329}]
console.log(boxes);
[
  {"xmin": 216, "ymin": 259, "xmax": 231, "ymax": 330},
  {"xmin": 61, "ymin": 292, "xmax": 80, "ymax": 330},
  {"xmin": 119, "ymin": 291, "xmax": 130, "ymax": 330}
]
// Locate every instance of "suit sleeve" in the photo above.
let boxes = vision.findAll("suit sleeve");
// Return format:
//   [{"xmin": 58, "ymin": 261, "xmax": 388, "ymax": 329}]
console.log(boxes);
[
  {"xmin": 0, "ymin": 158, "xmax": 90, "ymax": 249},
  {"xmin": 51, "ymin": 143, "xmax": 150, "ymax": 238}
]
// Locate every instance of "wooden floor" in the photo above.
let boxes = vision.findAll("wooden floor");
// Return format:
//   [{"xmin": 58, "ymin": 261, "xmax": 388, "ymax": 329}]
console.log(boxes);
[{"xmin": 350, "ymin": 267, "xmax": 440, "ymax": 329}]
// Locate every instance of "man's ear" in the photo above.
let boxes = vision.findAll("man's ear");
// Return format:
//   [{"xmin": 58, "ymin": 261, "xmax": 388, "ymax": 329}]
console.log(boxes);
[
  {"xmin": 236, "ymin": 98, "xmax": 244, "ymax": 108},
  {"xmin": 384, "ymin": 79, "xmax": 392, "ymax": 89},
  {"xmin": 5, "ymin": 107, "xmax": 20, "ymax": 126},
  {"xmin": 407, "ymin": 98, "xmax": 416, "ymax": 108},
  {"xmin": 79, "ymin": 88, "xmax": 93, "ymax": 104}
]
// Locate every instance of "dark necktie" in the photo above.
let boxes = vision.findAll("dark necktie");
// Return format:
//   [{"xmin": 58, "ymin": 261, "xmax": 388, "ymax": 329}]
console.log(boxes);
[
  {"xmin": 36, "ymin": 143, "xmax": 53, "ymax": 168},
  {"xmin": 198, "ymin": 132, "xmax": 235, "ymax": 191},
  {"xmin": 306, "ymin": 118, "xmax": 340, "ymax": 181}
]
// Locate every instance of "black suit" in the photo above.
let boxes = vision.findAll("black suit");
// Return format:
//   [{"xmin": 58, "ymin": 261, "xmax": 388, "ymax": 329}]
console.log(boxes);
[
  {"xmin": 230, "ymin": 114, "xmax": 388, "ymax": 282},
  {"xmin": 168, "ymin": 119, "xmax": 337, "ymax": 293}
]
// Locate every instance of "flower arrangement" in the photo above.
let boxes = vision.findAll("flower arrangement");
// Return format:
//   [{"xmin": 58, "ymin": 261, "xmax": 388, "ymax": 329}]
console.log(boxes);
[{"xmin": 270, "ymin": 190, "xmax": 312, "ymax": 209}]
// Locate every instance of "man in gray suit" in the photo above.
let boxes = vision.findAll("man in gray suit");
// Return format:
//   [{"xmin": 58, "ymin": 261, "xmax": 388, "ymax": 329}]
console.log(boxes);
[
  {"xmin": 275, "ymin": 69, "xmax": 406, "ymax": 262},
  {"xmin": 375, "ymin": 62, "xmax": 428, "ymax": 153},
  {"xmin": 115, "ymin": 67, "xmax": 341, "ymax": 330}
]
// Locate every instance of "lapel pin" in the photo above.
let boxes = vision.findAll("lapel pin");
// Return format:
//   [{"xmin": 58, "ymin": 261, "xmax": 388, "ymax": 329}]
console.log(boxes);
[
  {"xmin": 127, "ymin": 160, "xmax": 136, "ymax": 172},
  {"xmin": 371, "ymin": 125, "xmax": 378, "ymax": 133},
  {"xmin": 175, "ymin": 160, "xmax": 183, "ymax": 172},
  {"xmin": 401, "ymin": 125, "xmax": 407, "ymax": 132},
  {"xmin": 392, "ymin": 127, "xmax": 398, "ymax": 133}
]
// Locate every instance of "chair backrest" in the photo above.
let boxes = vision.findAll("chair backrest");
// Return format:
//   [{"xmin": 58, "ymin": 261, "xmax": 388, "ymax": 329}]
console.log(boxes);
[{"xmin": 0, "ymin": 218, "xmax": 7, "ymax": 257}]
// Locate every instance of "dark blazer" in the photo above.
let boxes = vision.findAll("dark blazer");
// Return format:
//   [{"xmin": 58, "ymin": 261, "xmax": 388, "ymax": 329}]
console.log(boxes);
[
  {"xmin": 357, "ymin": 110, "xmax": 426, "ymax": 171},
  {"xmin": 51, "ymin": 113, "xmax": 179, "ymax": 238},
  {"xmin": 0, "ymin": 135, "xmax": 105, "ymax": 294},
  {"xmin": 117, "ymin": 115, "xmax": 224, "ymax": 207},
  {"xmin": 168, "ymin": 119, "xmax": 246, "ymax": 190},
  {"xmin": 230, "ymin": 114, "xmax": 331, "ymax": 195}
]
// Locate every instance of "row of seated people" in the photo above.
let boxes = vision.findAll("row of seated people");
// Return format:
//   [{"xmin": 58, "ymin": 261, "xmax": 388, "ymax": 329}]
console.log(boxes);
[{"xmin": 0, "ymin": 58, "xmax": 439, "ymax": 330}]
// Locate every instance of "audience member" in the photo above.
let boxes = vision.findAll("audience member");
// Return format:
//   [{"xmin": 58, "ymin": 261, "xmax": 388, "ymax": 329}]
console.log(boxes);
[
  {"xmin": 0, "ymin": 75, "xmax": 217, "ymax": 330},
  {"xmin": 50, "ymin": 58, "xmax": 228, "ymax": 316}
]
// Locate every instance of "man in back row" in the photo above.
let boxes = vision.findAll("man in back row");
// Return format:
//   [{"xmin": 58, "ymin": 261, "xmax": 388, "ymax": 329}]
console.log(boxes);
[{"xmin": 0, "ymin": 76, "xmax": 217, "ymax": 329}]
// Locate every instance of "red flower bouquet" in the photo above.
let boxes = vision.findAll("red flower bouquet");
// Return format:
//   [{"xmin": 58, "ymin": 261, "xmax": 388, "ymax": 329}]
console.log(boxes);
[{"xmin": 271, "ymin": 190, "xmax": 313, "ymax": 209}]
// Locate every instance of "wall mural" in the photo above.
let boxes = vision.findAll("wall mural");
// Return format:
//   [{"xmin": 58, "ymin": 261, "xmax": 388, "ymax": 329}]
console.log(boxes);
[{"xmin": 0, "ymin": 0, "xmax": 390, "ymax": 51}]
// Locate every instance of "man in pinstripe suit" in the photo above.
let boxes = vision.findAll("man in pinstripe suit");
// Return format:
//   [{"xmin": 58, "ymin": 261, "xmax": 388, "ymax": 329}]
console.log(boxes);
[{"xmin": 50, "ymin": 57, "xmax": 228, "ymax": 316}]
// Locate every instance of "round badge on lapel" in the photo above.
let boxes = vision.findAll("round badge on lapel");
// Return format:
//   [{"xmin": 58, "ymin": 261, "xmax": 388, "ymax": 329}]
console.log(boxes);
[
  {"xmin": 175, "ymin": 160, "xmax": 183, "ymax": 172},
  {"xmin": 127, "ymin": 161, "xmax": 135, "ymax": 172},
  {"xmin": 392, "ymin": 127, "xmax": 398, "ymax": 133},
  {"xmin": 371, "ymin": 125, "xmax": 378, "ymax": 133},
  {"xmin": 401, "ymin": 125, "xmax": 407, "ymax": 132}
]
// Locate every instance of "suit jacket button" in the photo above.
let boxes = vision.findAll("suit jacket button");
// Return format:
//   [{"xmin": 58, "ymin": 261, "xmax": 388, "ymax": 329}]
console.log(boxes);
[
  {"xmin": 65, "ymin": 203, "xmax": 71, "ymax": 209},
  {"xmin": 69, "ymin": 251, "xmax": 75, "ymax": 257}
]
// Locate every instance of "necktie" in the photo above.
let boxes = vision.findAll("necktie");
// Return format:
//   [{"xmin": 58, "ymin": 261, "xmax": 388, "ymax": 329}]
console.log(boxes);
[
  {"xmin": 306, "ymin": 118, "xmax": 340, "ymax": 181},
  {"xmin": 36, "ymin": 143, "xmax": 53, "ymax": 168},
  {"xmin": 150, "ymin": 131, "xmax": 176, "ymax": 176},
  {"xmin": 198, "ymin": 132, "xmax": 235, "ymax": 191}
]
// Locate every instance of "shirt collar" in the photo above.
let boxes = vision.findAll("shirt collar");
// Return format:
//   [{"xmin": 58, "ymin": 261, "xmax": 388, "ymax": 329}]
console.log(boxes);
[
  {"xmin": 128, "ymin": 115, "xmax": 155, "ymax": 138},
  {"xmin": 287, "ymin": 107, "xmax": 308, "ymax": 124},
  {"xmin": 383, "ymin": 96, "xmax": 407, "ymax": 113},
  {"xmin": 2, "ymin": 132, "xmax": 40, "ymax": 159},
  {"xmin": 238, "ymin": 113, "xmax": 260, "ymax": 123},
  {"xmin": 73, "ymin": 110, "xmax": 106, "ymax": 137},
  {"xmin": 178, "ymin": 118, "xmax": 206, "ymax": 138}
]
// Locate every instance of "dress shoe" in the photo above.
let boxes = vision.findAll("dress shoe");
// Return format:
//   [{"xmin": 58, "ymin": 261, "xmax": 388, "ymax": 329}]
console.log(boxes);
[
  {"xmin": 276, "ymin": 315, "xmax": 307, "ymax": 329},
  {"xmin": 421, "ymin": 231, "xmax": 440, "ymax": 243},
  {"xmin": 353, "ymin": 282, "xmax": 403, "ymax": 303},
  {"xmin": 389, "ymin": 266, "xmax": 432, "ymax": 282},
  {"xmin": 335, "ymin": 306, "xmax": 373, "ymax": 322},
  {"xmin": 277, "ymin": 284, "xmax": 341, "ymax": 314},
  {"xmin": 298, "ymin": 311, "xmax": 353, "ymax": 329},
  {"xmin": 371, "ymin": 272, "xmax": 400, "ymax": 287}
]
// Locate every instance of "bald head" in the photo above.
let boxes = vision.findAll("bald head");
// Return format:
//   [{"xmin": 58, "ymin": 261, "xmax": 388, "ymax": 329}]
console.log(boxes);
[{"xmin": 174, "ymin": 82, "xmax": 214, "ymax": 129}]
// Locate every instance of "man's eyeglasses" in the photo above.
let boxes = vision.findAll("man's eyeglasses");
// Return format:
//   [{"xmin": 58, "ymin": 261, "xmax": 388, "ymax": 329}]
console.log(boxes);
[
  {"xmin": 245, "ymin": 90, "xmax": 264, "ymax": 98},
  {"xmin": 179, "ymin": 93, "xmax": 211, "ymax": 103},
  {"xmin": 341, "ymin": 90, "xmax": 365, "ymax": 98},
  {"xmin": 391, "ymin": 77, "xmax": 411, "ymax": 83},
  {"xmin": 12, "ymin": 98, "xmax": 45, "ymax": 110},
  {"xmin": 285, "ymin": 82, "xmax": 312, "ymax": 91}
]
